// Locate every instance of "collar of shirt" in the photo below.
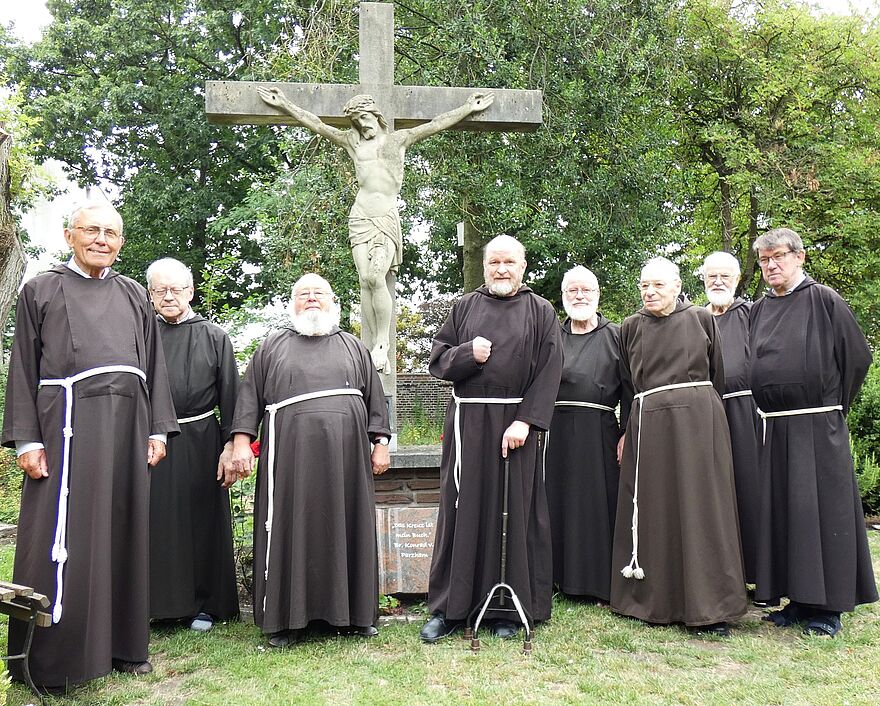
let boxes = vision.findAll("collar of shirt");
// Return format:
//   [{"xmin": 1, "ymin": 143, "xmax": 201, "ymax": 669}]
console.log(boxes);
[
  {"xmin": 158, "ymin": 308, "xmax": 196, "ymax": 325},
  {"xmin": 771, "ymin": 271, "xmax": 806, "ymax": 297},
  {"xmin": 66, "ymin": 257, "xmax": 110, "ymax": 279}
]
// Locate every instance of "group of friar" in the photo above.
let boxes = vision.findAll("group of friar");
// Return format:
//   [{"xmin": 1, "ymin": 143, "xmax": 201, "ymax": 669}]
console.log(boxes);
[{"xmin": 2, "ymin": 201, "xmax": 876, "ymax": 691}]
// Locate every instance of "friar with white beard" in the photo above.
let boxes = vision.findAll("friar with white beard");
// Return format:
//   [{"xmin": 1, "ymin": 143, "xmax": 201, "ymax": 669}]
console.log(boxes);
[
  {"xmin": 228, "ymin": 274, "xmax": 391, "ymax": 647},
  {"xmin": 700, "ymin": 251, "xmax": 761, "ymax": 589},
  {"xmin": 544, "ymin": 266, "xmax": 631, "ymax": 603}
]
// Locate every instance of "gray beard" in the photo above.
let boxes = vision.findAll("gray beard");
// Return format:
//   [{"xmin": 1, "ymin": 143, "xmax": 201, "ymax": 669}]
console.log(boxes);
[
  {"xmin": 706, "ymin": 290, "xmax": 734, "ymax": 308},
  {"xmin": 563, "ymin": 299, "xmax": 597, "ymax": 322},
  {"xmin": 487, "ymin": 281, "xmax": 519, "ymax": 297},
  {"xmin": 290, "ymin": 310, "xmax": 339, "ymax": 336}
]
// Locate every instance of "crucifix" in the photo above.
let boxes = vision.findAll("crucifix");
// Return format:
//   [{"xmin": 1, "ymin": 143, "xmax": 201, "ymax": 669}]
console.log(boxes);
[{"xmin": 206, "ymin": 2, "xmax": 542, "ymax": 439}]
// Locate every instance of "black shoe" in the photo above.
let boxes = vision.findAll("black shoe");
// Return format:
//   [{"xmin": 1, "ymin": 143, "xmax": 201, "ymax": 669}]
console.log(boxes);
[
  {"xmin": 489, "ymin": 619, "xmax": 519, "ymax": 639},
  {"xmin": 268, "ymin": 629, "xmax": 304, "ymax": 648},
  {"xmin": 111, "ymin": 659, "xmax": 153, "ymax": 675},
  {"xmin": 419, "ymin": 613, "xmax": 462, "ymax": 643},
  {"xmin": 341, "ymin": 624, "xmax": 379, "ymax": 637},
  {"xmin": 692, "ymin": 622, "xmax": 730, "ymax": 637}
]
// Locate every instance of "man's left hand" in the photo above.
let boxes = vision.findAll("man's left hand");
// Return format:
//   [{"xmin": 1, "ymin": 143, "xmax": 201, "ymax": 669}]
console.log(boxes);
[
  {"xmin": 147, "ymin": 439, "xmax": 166, "ymax": 467},
  {"xmin": 217, "ymin": 441, "xmax": 237, "ymax": 488},
  {"xmin": 501, "ymin": 420, "xmax": 530, "ymax": 458},
  {"xmin": 371, "ymin": 443, "xmax": 390, "ymax": 475}
]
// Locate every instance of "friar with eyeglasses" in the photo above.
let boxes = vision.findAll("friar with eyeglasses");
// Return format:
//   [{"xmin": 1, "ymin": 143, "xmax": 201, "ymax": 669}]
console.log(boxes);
[
  {"xmin": 749, "ymin": 228, "xmax": 877, "ymax": 638},
  {"xmin": 1, "ymin": 202, "xmax": 178, "ymax": 689},
  {"xmin": 700, "ymin": 251, "xmax": 761, "ymax": 592},
  {"xmin": 610, "ymin": 256, "xmax": 747, "ymax": 637},
  {"xmin": 227, "ymin": 273, "xmax": 390, "ymax": 648},
  {"xmin": 145, "ymin": 258, "xmax": 239, "ymax": 634},
  {"xmin": 544, "ymin": 266, "xmax": 632, "ymax": 604}
]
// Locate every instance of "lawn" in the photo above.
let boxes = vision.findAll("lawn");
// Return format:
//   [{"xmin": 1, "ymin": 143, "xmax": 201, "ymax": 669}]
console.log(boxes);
[{"xmin": 1, "ymin": 534, "xmax": 879, "ymax": 705}]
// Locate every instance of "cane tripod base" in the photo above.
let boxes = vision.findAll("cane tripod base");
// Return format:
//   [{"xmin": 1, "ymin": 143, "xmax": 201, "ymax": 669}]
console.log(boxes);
[{"xmin": 465, "ymin": 581, "xmax": 534, "ymax": 654}]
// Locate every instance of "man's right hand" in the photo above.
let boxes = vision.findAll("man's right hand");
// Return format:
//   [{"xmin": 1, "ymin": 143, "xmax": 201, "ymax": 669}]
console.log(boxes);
[
  {"xmin": 231, "ymin": 433, "xmax": 257, "ymax": 479},
  {"xmin": 472, "ymin": 336, "xmax": 492, "ymax": 364},
  {"xmin": 18, "ymin": 449, "xmax": 49, "ymax": 480}
]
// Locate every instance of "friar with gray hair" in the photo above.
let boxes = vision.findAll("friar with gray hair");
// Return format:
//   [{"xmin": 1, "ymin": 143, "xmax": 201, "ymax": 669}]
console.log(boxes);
[
  {"xmin": 610, "ymin": 257, "xmax": 746, "ymax": 636},
  {"xmin": 544, "ymin": 265, "xmax": 631, "ymax": 603},
  {"xmin": 146, "ymin": 257, "xmax": 240, "ymax": 633},
  {"xmin": 749, "ymin": 228, "xmax": 876, "ymax": 637},
  {"xmin": 2, "ymin": 202, "xmax": 178, "ymax": 688},
  {"xmin": 699, "ymin": 251, "xmax": 761, "ymax": 591},
  {"xmin": 257, "ymin": 85, "xmax": 495, "ymax": 374},
  {"xmin": 228, "ymin": 273, "xmax": 391, "ymax": 647}
]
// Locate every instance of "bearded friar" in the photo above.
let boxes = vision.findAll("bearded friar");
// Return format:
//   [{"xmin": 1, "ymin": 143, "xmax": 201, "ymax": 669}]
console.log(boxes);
[
  {"xmin": 610, "ymin": 257, "xmax": 747, "ymax": 637},
  {"xmin": 228, "ymin": 274, "xmax": 391, "ymax": 647},
  {"xmin": 544, "ymin": 266, "xmax": 632, "ymax": 604},
  {"xmin": 699, "ymin": 252, "xmax": 761, "ymax": 592},
  {"xmin": 420, "ymin": 235, "xmax": 563, "ymax": 643}
]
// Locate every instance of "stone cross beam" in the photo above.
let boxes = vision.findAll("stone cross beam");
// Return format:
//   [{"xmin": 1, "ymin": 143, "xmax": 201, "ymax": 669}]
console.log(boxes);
[{"xmin": 205, "ymin": 3, "xmax": 542, "ymax": 131}]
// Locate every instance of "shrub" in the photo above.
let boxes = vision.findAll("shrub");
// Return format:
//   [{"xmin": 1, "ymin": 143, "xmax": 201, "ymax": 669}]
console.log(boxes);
[{"xmin": 849, "ymin": 354, "xmax": 880, "ymax": 515}]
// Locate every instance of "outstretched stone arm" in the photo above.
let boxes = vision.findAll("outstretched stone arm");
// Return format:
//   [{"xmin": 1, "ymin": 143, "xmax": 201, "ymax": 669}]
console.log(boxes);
[
  {"xmin": 257, "ymin": 86, "xmax": 348, "ymax": 146},
  {"xmin": 401, "ymin": 92, "xmax": 495, "ymax": 147}
]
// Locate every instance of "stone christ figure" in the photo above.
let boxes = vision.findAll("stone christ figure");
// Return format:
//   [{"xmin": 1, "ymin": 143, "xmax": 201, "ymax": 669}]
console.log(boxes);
[{"xmin": 257, "ymin": 86, "xmax": 495, "ymax": 373}]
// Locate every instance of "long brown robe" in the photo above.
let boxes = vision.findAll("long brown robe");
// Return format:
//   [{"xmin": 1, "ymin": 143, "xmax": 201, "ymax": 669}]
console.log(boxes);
[
  {"xmin": 750, "ymin": 277, "xmax": 877, "ymax": 611},
  {"xmin": 428, "ymin": 285, "xmax": 562, "ymax": 623},
  {"xmin": 713, "ymin": 298, "xmax": 760, "ymax": 584},
  {"xmin": 149, "ymin": 314, "xmax": 239, "ymax": 622},
  {"xmin": 2, "ymin": 265, "xmax": 177, "ymax": 688},
  {"xmin": 545, "ymin": 316, "xmax": 632, "ymax": 600},
  {"xmin": 230, "ymin": 327, "xmax": 389, "ymax": 633},
  {"xmin": 610, "ymin": 301, "xmax": 747, "ymax": 626}
]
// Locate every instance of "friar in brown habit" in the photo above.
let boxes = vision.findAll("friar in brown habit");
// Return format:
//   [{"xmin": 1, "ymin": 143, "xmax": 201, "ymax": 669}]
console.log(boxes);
[
  {"xmin": 229, "ymin": 273, "xmax": 391, "ymax": 648},
  {"xmin": 610, "ymin": 256, "xmax": 747, "ymax": 637},
  {"xmin": 420, "ymin": 235, "xmax": 563, "ymax": 643},
  {"xmin": 2, "ymin": 202, "xmax": 178, "ymax": 688},
  {"xmin": 750, "ymin": 228, "xmax": 877, "ymax": 637}
]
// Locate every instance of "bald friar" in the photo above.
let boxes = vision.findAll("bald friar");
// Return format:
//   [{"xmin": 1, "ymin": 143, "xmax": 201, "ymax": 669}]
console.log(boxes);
[
  {"xmin": 545, "ymin": 266, "xmax": 632, "ymax": 603},
  {"xmin": 610, "ymin": 257, "xmax": 746, "ymax": 636},
  {"xmin": 420, "ymin": 235, "xmax": 562, "ymax": 642},
  {"xmin": 229, "ymin": 274, "xmax": 391, "ymax": 647}
]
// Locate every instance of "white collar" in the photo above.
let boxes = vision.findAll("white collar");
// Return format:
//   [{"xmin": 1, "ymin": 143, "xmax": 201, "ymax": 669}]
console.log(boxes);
[
  {"xmin": 67, "ymin": 257, "xmax": 110, "ymax": 279},
  {"xmin": 158, "ymin": 308, "xmax": 196, "ymax": 325}
]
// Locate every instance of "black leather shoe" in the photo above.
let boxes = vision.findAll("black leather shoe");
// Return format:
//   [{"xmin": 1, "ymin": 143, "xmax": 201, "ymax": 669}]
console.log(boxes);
[
  {"xmin": 490, "ymin": 619, "xmax": 519, "ymax": 639},
  {"xmin": 692, "ymin": 622, "xmax": 730, "ymax": 637},
  {"xmin": 112, "ymin": 659, "xmax": 153, "ymax": 675},
  {"xmin": 343, "ymin": 625, "xmax": 379, "ymax": 637},
  {"xmin": 419, "ymin": 613, "xmax": 462, "ymax": 643}
]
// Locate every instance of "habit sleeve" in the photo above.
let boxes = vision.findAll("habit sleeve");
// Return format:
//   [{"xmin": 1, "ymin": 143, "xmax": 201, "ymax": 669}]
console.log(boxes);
[
  {"xmin": 707, "ymin": 312, "xmax": 726, "ymax": 396},
  {"xmin": 216, "ymin": 331, "xmax": 240, "ymax": 441},
  {"xmin": 825, "ymin": 288, "xmax": 871, "ymax": 413},
  {"xmin": 142, "ymin": 299, "xmax": 179, "ymax": 437},
  {"xmin": 1, "ymin": 283, "xmax": 42, "ymax": 446},
  {"xmin": 514, "ymin": 302, "xmax": 563, "ymax": 431},
  {"xmin": 230, "ymin": 339, "xmax": 268, "ymax": 440},
  {"xmin": 428, "ymin": 300, "xmax": 482, "ymax": 383}
]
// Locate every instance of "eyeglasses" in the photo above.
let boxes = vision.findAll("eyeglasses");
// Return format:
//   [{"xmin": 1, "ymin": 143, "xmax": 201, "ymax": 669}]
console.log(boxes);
[
  {"xmin": 702, "ymin": 273, "xmax": 735, "ymax": 283},
  {"xmin": 73, "ymin": 225, "xmax": 121, "ymax": 241},
  {"xmin": 758, "ymin": 251, "xmax": 795, "ymax": 267},
  {"xmin": 565, "ymin": 287, "xmax": 599, "ymax": 297},
  {"xmin": 639, "ymin": 281, "xmax": 670, "ymax": 291},
  {"xmin": 151, "ymin": 286, "xmax": 189, "ymax": 297},
  {"xmin": 295, "ymin": 289, "xmax": 330, "ymax": 300}
]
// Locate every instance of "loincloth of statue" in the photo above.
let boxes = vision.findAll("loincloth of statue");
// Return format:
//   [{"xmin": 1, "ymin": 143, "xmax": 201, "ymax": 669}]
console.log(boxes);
[{"xmin": 348, "ymin": 204, "xmax": 403, "ymax": 278}]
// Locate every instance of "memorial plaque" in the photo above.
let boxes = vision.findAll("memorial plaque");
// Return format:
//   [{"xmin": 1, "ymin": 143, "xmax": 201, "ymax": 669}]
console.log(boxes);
[{"xmin": 376, "ymin": 507, "xmax": 438, "ymax": 594}]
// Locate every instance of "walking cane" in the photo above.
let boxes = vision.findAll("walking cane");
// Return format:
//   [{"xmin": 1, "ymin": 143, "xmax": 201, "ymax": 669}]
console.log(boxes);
[{"xmin": 463, "ymin": 452, "xmax": 535, "ymax": 655}]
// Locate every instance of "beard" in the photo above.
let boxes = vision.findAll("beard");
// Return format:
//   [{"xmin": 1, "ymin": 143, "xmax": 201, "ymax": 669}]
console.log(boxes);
[
  {"xmin": 563, "ymin": 299, "xmax": 597, "ymax": 322},
  {"xmin": 486, "ymin": 278, "xmax": 521, "ymax": 297},
  {"xmin": 706, "ymin": 288, "xmax": 734, "ymax": 308},
  {"xmin": 290, "ymin": 308, "xmax": 340, "ymax": 336}
]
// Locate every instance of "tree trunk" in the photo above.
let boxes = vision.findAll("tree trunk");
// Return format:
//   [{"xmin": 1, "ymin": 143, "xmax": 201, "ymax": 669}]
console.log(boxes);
[
  {"xmin": 461, "ymin": 196, "xmax": 486, "ymax": 294},
  {"xmin": 0, "ymin": 129, "xmax": 27, "ymax": 364},
  {"xmin": 719, "ymin": 175, "xmax": 733, "ymax": 253},
  {"xmin": 744, "ymin": 184, "xmax": 761, "ymax": 300}
]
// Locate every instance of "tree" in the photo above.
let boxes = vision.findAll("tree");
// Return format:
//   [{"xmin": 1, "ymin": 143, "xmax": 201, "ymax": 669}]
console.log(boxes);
[{"xmin": 672, "ymin": 0, "xmax": 880, "ymax": 340}]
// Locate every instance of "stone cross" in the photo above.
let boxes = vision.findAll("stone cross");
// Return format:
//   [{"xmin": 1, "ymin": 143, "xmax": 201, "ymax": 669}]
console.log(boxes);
[{"xmin": 205, "ymin": 2, "xmax": 542, "ymax": 441}]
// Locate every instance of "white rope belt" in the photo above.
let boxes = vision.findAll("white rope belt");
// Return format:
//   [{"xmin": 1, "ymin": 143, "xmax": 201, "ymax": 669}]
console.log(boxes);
[
  {"xmin": 622, "ymin": 380, "xmax": 713, "ymax": 581},
  {"xmin": 261, "ymin": 387, "xmax": 363, "ymax": 610},
  {"xmin": 452, "ymin": 393, "xmax": 523, "ymax": 507},
  {"xmin": 544, "ymin": 400, "xmax": 617, "ymax": 481},
  {"xmin": 722, "ymin": 389, "xmax": 752, "ymax": 400},
  {"xmin": 756, "ymin": 404, "xmax": 842, "ymax": 444},
  {"xmin": 176, "ymin": 409, "xmax": 215, "ymax": 424},
  {"xmin": 39, "ymin": 364, "xmax": 148, "ymax": 623}
]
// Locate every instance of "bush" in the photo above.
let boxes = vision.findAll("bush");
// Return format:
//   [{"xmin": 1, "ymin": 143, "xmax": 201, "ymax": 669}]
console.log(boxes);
[
  {"xmin": 0, "ymin": 361, "xmax": 22, "ymax": 523},
  {"xmin": 849, "ymin": 354, "xmax": 880, "ymax": 515}
]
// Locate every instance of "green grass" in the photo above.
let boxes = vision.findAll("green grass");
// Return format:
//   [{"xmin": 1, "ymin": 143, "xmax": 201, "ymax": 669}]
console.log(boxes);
[{"xmin": 1, "ymin": 534, "xmax": 879, "ymax": 705}]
